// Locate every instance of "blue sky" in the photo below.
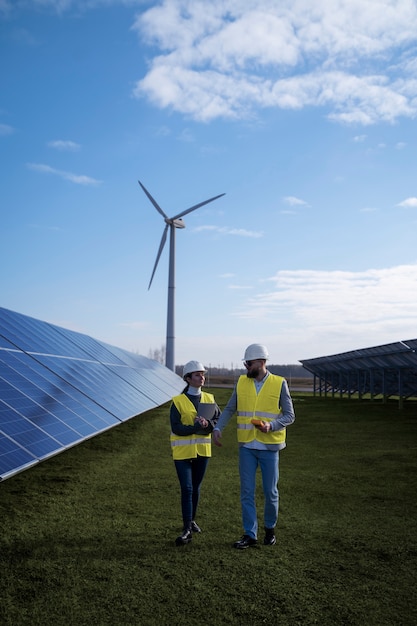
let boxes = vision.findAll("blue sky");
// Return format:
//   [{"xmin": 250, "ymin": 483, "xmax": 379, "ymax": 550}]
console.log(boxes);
[{"xmin": 1, "ymin": 0, "xmax": 417, "ymax": 369}]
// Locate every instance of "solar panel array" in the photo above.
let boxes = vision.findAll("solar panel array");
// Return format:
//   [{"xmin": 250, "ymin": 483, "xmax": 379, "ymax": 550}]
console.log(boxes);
[
  {"xmin": 0, "ymin": 307, "xmax": 184, "ymax": 481},
  {"xmin": 300, "ymin": 339, "xmax": 417, "ymax": 403}
]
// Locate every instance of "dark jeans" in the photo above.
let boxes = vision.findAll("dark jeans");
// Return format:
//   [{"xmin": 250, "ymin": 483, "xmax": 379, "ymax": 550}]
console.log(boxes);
[{"xmin": 174, "ymin": 455, "xmax": 209, "ymax": 527}]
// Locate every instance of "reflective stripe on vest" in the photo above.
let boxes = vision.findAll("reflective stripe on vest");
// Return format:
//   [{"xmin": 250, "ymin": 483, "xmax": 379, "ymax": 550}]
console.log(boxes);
[
  {"xmin": 171, "ymin": 437, "xmax": 212, "ymax": 447},
  {"xmin": 236, "ymin": 374, "xmax": 286, "ymax": 445},
  {"xmin": 170, "ymin": 391, "xmax": 214, "ymax": 460}
]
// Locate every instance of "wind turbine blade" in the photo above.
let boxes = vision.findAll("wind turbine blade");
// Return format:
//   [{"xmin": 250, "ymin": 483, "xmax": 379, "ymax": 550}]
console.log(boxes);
[
  {"xmin": 148, "ymin": 224, "xmax": 169, "ymax": 290},
  {"xmin": 171, "ymin": 192, "xmax": 226, "ymax": 220},
  {"xmin": 138, "ymin": 180, "xmax": 168, "ymax": 219}
]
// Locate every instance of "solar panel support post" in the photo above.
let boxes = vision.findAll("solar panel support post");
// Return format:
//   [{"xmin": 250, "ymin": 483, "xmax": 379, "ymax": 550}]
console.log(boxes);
[
  {"xmin": 382, "ymin": 369, "xmax": 388, "ymax": 404},
  {"xmin": 398, "ymin": 368, "xmax": 404, "ymax": 410},
  {"xmin": 370, "ymin": 368, "xmax": 375, "ymax": 401}
]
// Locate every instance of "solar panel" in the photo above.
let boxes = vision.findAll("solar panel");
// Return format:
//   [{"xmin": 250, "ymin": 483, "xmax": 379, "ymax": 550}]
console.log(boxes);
[
  {"xmin": 0, "ymin": 307, "xmax": 184, "ymax": 481},
  {"xmin": 300, "ymin": 339, "xmax": 417, "ymax": 403}
]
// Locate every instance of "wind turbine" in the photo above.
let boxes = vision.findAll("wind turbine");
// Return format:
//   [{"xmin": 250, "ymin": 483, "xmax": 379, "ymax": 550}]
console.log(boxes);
[{"xmin": 139, "ymin": 181, "xmax": 225, "ymax": 371}]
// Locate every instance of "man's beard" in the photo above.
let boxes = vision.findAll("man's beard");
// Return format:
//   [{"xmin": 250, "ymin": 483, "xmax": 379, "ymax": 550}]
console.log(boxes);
[{"xmin": 247, "ymin": 366, "xmax": 260, "ymax": 379}]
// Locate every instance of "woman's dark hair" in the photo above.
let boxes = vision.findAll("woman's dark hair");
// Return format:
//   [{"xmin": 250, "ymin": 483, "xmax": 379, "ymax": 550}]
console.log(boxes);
[{"xmin": 182, "ymin": 374, "xmax": 191, "ymax": 393}]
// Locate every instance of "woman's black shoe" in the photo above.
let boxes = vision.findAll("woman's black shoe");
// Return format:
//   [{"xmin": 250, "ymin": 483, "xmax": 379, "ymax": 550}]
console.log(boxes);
[
  {"xmin": 191, "ymin": 521, "xmax": 202, "ymax": 533},
  {"xmin": 175, "ymin": 527, "xmax": 192, "ymax": 546}
]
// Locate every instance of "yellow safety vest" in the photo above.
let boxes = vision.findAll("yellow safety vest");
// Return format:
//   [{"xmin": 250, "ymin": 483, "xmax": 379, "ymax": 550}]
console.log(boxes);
[
  {"xmin": 170, "ymin": 391, "xmax": 214, "ymax": 460},
  {"xmin": 237, "ymin": 374, "xmax": 286, "ymax": 445}
]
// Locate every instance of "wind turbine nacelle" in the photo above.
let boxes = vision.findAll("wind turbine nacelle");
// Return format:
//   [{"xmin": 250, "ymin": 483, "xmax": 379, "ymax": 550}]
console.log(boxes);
[{"xmin": 172, "ymin": 218, "xmax": 185, "ymax": 229}]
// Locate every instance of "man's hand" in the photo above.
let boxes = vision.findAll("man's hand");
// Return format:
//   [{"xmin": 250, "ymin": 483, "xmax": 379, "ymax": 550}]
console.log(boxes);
[
  {"xmin": 213, "ymin": 429, "xmax": 222, "ymax": 447},
  {"xmin": 261, "ymin": 422, "xmax": 272, "ymax": 433},
  {"xmin": 252, "ymin": 418, "xmax": 271, "ymax": 433}
]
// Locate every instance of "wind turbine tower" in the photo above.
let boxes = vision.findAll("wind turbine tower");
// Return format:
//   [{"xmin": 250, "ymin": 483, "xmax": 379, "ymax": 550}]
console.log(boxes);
[{"xmin": 139, "ymin": 181, "xmax": 225, "ymax": 371}]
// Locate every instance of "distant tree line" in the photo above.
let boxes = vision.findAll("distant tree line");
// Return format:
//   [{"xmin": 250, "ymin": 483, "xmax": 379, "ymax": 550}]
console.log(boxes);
[
  {"xmin": 266, "ymin": 364, "xmax": 313, "ymax": 378},
  {"xmin": 147, "ymin": 346, "xmax": 312, "ymax": 380},
  {"xmin": 175, "ymin": 363, "xmax": 313, "ymax": 379},
  {"xmin": 148, "ymin": 345, "xmax": 166, "ymax": 364}
]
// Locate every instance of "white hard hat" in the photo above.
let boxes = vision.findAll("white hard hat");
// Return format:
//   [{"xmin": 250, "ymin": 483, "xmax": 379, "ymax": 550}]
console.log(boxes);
[
  {"xmin": 243, "ymin": 343, "xmax": 269, "ymax": 361},
  {"xmin": 183, "ymin": 360, "xmax": 207, "ymax": 379}
]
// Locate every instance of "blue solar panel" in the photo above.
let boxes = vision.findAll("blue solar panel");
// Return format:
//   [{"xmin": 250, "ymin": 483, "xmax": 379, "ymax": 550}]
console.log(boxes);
[
  {"xmin": 300, "ymin": 338, "xmax": 417, "ymax": 402},
  {"xmin": 0, "ymin": 307, "xmax": 184, "ymax": 480},
  {"xmin": 0, "ymin": 431, "xmax": 37, "ymax": 478}
]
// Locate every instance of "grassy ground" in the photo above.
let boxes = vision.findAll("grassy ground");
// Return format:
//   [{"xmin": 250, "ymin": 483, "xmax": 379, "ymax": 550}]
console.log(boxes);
[{"xmin": 1, "ymin": 391, "xmax": 416, "ymax": 626}]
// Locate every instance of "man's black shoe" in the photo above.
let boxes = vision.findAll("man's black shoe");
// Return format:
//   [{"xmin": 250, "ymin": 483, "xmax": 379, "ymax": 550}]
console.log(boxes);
[
  {"xmin": 191, "ymin": 521, "xmax": 202, "ymax": 533},
  {"xmin": 233, "ymin": 535, "xmax": 257, "ymax": 549},
  {"xmin": 175, "ymin": 527, "xmax": 192, "ymax": 546},
  {"xmin": 264, "ymin": 528, "xmax": 276, "ymax": 546}
]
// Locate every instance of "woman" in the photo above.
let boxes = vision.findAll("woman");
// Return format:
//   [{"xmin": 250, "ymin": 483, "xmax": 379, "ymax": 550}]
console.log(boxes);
[{"xmin": 170, "ymin": 360, "xmax": 220, "ymax": 546}]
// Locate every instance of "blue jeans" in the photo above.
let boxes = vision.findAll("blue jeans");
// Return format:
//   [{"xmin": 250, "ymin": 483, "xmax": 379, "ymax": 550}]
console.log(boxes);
[
  {"xmin": 239, "ymin": 446, "xmax": 279, "ymax": 539},
  {"xmin": 174, "ymin": 456, "xmax": 209, "ymax": 527}
]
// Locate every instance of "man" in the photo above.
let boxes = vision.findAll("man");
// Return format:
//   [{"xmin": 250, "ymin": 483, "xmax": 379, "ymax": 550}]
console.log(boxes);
[{"xmin": 213, "ymin": 343, "xmax": 295, "ymax": 549}]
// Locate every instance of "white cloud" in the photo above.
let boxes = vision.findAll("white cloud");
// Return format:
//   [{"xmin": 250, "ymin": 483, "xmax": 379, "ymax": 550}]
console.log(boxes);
[
  {"xmin": 28, "ymin": 223, "xmax": 63, "ymax": 231},
  {"xmin": 235, "ymin": 265, "xmax": 417, "ymax": 342},
  {"xmin": 177, "ymin": 128, "xmax": 194, "ymax": 142},
  {"xmin": 194, "ymin": 224, "xmax": 263, "ymax": 238},
  {"xmin": 27, "ymin": 162, "xmax": 102, "ymax": 186},
  {"xmin": 119, "ymin": 320, "xmax": 149, "ymax": 330},
  {"xmin": 175, "ymin": 263, "xmax": 417, "ymax": 363},
  {"xmin": 0, "ymin": 123, "xmax": 14, "ymax": 136},
  {"xmin": 283, "ymin": 196, "xmax": 309, "ymax": 206},
  {"xmin": 397, "ymin": 197, "xmax": 417, "ymax": 207},
  {"xmin": 155, "ymin": 125, "xmax": 171, "ymax": 136},
  {"xmin": 133, "ymin": 0, "xmax": 417, "ymax": 124},
  {"xmin": 47, "ymin": 139, "xmax": 80, "ymax": 151}
]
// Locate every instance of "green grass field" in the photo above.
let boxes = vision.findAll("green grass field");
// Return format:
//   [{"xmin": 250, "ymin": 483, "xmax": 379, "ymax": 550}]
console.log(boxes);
[{"xmin": 1, "ymin": 391, "xmax": 416, "ymax": 626}]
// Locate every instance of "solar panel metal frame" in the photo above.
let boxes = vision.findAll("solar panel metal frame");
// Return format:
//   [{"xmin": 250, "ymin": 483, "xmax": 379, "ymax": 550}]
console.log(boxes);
[
  {"xmin": 0, "ymin": 307, "xmax": 184, "ymax": 481},
  {"xmin": 300, "ymin": 339, "xmax": 417, "ymax": 406}
]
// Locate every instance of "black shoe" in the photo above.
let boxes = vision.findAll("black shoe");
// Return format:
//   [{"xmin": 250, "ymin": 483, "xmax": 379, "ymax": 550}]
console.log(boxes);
[
  {"xmin": 191, "ymin": 521, "xmax": 202, "ymax": 533},
  {"xmin": 264, "ymin": 528, "xmax": 276, "ymax": 546},
  {"xmin": 175, "ymin": 527, "xmax": 192, "ymax": 546},
  {"xmin": 233, "ymin": 535, "xmax": 257, "ymax": 549}
]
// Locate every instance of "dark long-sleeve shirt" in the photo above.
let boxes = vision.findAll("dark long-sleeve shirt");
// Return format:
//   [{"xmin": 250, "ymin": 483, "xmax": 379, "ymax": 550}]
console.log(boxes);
[{"xmin": 170, "ymin": 392, "xmax": 220, "ymax": 436}]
